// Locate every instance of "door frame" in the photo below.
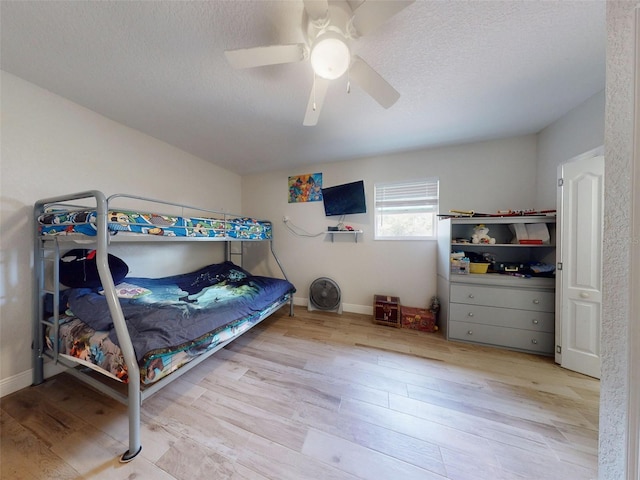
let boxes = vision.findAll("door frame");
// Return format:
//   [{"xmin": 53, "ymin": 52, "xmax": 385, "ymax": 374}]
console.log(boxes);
[
  {"xmin": 555, "ymin": 145, "xmax": 604, "ymax": 367},
  {"xmin": 627, "ymin": 6, "xmax": 640, "ymax": 478}
]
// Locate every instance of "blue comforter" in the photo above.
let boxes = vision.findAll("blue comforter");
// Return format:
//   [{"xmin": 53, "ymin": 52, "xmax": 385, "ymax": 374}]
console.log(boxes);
[{"xmin": 65, "ymin": 262, "xmax": 295, "ymax": 363}]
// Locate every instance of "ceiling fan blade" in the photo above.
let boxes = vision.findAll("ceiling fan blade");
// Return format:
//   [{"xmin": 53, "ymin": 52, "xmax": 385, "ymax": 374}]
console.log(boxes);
[
  {"xmin": 352, "ymin": 0, "xmax": 415, "ymax": 37},
  {"xmin": 303, "ymin": 77, "xmax": 330, "ymax": 126},
  {"xmin": 224, "ymin": 44, "xmax": 307, "ymax": 70},
  {"xmin": 349, "ymin": 56, "xmax": 400, "ymax": 109},
  {"xmin": 303, "ymin": 0, "xmax": 329, "ymax": 20}
]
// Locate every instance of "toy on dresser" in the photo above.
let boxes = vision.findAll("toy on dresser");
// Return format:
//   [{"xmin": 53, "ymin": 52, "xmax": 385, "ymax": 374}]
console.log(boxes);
[{"xmin": 471, "ymin": 224, "xmax": 496, "ymax": 244}]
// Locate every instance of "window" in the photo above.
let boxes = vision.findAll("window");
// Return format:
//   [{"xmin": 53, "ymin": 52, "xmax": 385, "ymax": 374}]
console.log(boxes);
[{"xmin": 374, "ymin": 178, "xmax": 439, "ymax": 240}]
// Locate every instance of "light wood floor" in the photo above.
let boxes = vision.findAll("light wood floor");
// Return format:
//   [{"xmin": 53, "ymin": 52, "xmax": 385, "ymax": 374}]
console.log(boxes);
[{"xmin": 1, "ymin": 306, "xmax": 599, "ymax": 480}]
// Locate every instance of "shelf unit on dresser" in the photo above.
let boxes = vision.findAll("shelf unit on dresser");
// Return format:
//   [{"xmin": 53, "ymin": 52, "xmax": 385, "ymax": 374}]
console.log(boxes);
[{"xmin": 436, "ymin": 215, "xmax": 557, "ymax": 355}]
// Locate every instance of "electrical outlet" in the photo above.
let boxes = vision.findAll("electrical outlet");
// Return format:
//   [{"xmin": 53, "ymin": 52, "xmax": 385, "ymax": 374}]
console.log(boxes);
[{"xmin": 283, "ymin": 216, "xmax": 289, "ymax": 223}]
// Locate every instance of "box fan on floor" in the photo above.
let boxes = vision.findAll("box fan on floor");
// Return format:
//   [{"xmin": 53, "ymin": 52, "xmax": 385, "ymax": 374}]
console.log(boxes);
[{"xmin": 308, "ymin": 277, "xmax": 342, "ymax": 314}]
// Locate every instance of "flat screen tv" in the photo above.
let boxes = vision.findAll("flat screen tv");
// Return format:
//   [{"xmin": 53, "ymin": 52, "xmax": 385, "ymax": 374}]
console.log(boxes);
[{"xmin": 321, "ymin": 180, "xmax": 367, "ymax": 217}]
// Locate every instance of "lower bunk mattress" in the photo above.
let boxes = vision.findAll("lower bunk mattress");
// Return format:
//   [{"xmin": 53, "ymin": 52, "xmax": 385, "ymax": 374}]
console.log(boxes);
[{"xmin": 46, "ymin": 261, "xmax": 295, "ymax": 384}]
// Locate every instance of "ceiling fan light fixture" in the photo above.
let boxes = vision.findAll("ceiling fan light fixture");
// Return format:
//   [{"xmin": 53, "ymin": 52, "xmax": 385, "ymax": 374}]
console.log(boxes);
[{"xmin": 310, "ymin": 31, "xmax": 350, "ymax": 80}]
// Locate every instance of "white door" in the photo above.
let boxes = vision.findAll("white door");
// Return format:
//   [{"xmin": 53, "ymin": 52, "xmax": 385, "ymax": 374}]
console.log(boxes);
[{"xmin": 556, "ymin": 153, "xmax": 604, "ymax": 379}]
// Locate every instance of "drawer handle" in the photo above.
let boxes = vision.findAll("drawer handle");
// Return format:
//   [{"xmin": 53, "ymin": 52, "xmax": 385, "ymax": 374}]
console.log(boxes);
[
  {"xmin": 468, "ymin": 294, "xmax": 475, "ymax": 299},
  {"xmin": 532, "ymin": 319, "xmax": 539, "ymax": 325},
  {"xmin": 467, "ymin": 330, "xmax": 473, "ymax": 335},
  {"xmin": 531, "ymin": 339, "xmax": 538, "ymax": 345},
  {"xmin": 468, "ymin": 312, "xmax": 474, "ymax": 317},
  {"xmin": 533, "ymin": 299, "xmax": 540, "ymax": 304}
]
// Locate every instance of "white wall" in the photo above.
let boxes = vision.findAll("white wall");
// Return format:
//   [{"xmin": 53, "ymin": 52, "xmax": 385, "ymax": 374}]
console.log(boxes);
[
  {"xmin": 536, "ymin": 89, "xmax": 605, "ymax": 209},
  {"xmin": 242, "ymin": 135, "xmax": 538, "ymax": 313},
  {"xmin": 600, "ymin": 2, "xmax": 639, "ymax": 478},
  {"xmin": 0, "ymin": 71, "xmax": 242, "ymax": 395}
]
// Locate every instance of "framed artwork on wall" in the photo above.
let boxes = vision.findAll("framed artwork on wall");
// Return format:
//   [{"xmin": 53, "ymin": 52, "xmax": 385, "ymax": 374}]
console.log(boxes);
[{"xmin": 288, "ymin": 173, "xmax": 322, "ymax": 203}]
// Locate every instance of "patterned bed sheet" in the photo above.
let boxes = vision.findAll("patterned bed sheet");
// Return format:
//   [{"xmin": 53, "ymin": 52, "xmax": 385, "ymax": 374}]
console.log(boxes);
[
  {"xmin": 44, "ymin": 261, "xmax": 294, "ymax": 385},
  {"xmin": 38, "ymin": 209, "xmax": 272, "ymax": 239},
  {"xmin": 47, "ymin": 296, "xmax": 288, "ymax": 385}
]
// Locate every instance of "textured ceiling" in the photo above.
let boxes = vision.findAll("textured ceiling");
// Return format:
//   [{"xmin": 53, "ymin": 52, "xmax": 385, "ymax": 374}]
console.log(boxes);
[{"xmin": 0, "ymin": 1, "xmax": 605, "ymax": 175}]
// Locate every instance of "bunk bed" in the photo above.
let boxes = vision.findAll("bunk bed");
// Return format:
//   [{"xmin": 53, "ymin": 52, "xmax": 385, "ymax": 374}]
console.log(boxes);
[{"xmin": 33, "ymin": 191, "xmax": 295, "ymax": 462}]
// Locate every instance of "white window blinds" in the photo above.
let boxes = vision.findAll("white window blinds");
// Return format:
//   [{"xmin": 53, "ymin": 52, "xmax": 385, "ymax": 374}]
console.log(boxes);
[
  {"xmin": 375, "ymin": 179, "xmax": 439, "ymax": 213},
  {"xmin": 374, "ymin": 178, "xmax": 439, "ymax": 239}
]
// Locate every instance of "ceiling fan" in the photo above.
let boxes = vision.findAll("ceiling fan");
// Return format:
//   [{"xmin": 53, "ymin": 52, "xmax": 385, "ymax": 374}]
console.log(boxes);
[{"xmin": 224, "ymin": 0, "xmax": 414, "ymax": 126}]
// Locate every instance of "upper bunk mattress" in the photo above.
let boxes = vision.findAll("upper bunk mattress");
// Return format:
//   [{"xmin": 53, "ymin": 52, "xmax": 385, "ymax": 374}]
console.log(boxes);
[{"xmin": 38, "ymin": 209, "xmax": 272, "ymax": 240}]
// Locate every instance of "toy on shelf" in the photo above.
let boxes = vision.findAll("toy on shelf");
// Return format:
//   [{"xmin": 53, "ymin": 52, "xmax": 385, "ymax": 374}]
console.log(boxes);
[
  {"xmin": 471, "ymin": 224, "xmax": 496, "ymax": 244},
  {"xmin": 439, "ymin": 209, "xmax": 557, "ymax": 219}
]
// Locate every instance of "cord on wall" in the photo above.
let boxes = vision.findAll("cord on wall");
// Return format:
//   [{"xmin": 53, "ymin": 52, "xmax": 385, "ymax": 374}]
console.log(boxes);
[{"xmin": 282, "ymin": 217, "xmax": 324, "ymax": 238}]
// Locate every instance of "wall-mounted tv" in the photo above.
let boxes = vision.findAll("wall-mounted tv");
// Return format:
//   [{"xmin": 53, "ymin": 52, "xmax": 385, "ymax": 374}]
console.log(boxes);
[{"xmin": 321, "ymin": 180, "xmax": 367, "ymax": 217}]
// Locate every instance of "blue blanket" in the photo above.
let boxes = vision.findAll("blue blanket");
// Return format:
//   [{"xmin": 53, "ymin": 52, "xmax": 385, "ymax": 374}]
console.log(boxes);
[{"xmin": 65, "ymin": 262, "xmax": 295, "ymax": 363}]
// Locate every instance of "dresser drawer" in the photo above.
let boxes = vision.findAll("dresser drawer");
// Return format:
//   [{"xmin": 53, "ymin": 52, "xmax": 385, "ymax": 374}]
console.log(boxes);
[
  {"xmin": 450, "ymin": 284, "xmax": 554, "ymax": 312},
  {"xmin": 449, "ymin": 321, "xmax": 555, "ymax": 354},
  {"xmin": 449, "ymin": 303, "xmax": 554, "ymax": 332}
]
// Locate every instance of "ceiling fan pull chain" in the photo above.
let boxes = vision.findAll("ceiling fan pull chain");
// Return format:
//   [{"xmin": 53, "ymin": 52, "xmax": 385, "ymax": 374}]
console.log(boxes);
[
  {"xmin": 347, "ymin": 69, "xmax": 351, "ymax": 94},
  {"xmin": 312, "ymin": 73, "xmax": 317, "ymax": 111}
]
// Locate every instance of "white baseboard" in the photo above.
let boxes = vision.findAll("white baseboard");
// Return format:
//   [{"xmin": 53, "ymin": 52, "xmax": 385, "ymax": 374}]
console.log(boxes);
[
  {"xmin": 294, "ymin": 296, "xmax": 373, "ymax": 316},
  {"xmin": 0, "ymin": 370, "xmax": 32, "ymax": 398},
  {"xmin": 0, "ymin": 362, "xmax": 68, "ymax": 398},
  {"xmin": 342, "ymin": 303, "xmax": 373, "ymax": 315}
]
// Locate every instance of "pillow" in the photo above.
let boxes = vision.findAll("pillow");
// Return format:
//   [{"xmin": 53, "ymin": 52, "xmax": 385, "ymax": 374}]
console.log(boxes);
[
  {"xmin": 59, "ymin": 249, "xmax": 128, "ymax": 288},
  {"xmin": 173, "ymin": 261, "xmax": 252, "ymax": 296}
]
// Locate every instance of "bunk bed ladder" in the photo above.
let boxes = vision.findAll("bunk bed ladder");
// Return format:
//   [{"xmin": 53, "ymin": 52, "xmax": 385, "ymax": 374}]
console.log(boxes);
[
  {"xmin": 225, "ymin": 240, "xmax": 243, "ymax": 266},
  {"xmin": 32, "ymin": 235, "xmax": 48, "ymax": 385},
  {"xmin": 32, "ymin": 202, "xmax": 67, "ymax": 379},
  {"xmin": 269, "ymin": 240, "xmax": 294, "ymax": 316},
  {"xmin": 224, "ymin": 238, "xmax": 294, "ymax": 316},
  {"xmin": 33, "ymin": 206, "xmax": 67, "ymax": 385}
]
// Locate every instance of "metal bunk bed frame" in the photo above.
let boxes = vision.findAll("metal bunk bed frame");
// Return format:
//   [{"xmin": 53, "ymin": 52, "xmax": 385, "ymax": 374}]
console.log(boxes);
[{"xmin": 32, "ymin": 190, "xmax": 293, "ymax": 462}]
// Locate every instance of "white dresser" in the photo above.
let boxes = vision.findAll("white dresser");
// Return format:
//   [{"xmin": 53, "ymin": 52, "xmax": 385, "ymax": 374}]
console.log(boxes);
[{"xmin": 437, "ymin": 216, "xmax": 556, "ymax": 355}]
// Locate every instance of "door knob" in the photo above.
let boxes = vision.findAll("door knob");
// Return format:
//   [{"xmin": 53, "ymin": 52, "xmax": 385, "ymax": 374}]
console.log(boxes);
[{"xmin": 580, "ymin": 292, "xmax": 590, "ymax": 298}]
